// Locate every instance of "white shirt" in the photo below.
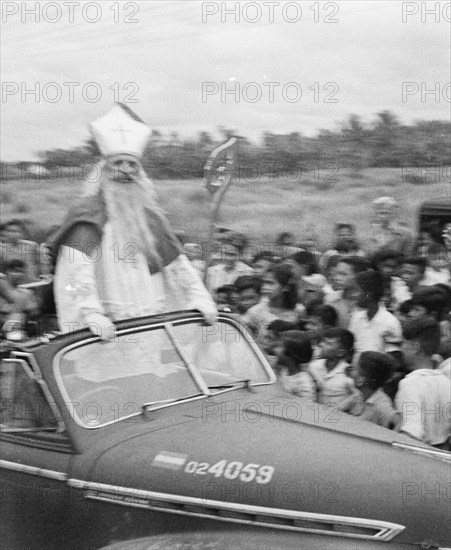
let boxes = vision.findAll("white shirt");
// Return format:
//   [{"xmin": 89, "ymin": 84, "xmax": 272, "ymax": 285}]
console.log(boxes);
[
  {"xmin": 395, "ymin": 369, "xmax": 451, "ymax": 446},
  {"xmin": 280, "ymin": 369, "xmax": 316, "ymax": 400},
  {"xmin": 207, "ymin": 261, "xmax": 254, "ymax": 292},
  {"xmin": 55, "ymin": 231, "xmax": 216, "ymax": 332},
  {"xmin": 439, "ymin": 358, "xmax": 451, "ymax": 379},
  {"xmin": 308, "ymin": 359, "xmax": 355, "ymax": 406},
  {"xmin": 349, "ymin": 305, "xmax": 402, "ymax": 354}
]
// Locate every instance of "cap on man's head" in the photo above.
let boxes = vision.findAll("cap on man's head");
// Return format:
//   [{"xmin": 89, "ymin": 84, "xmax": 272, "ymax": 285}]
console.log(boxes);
[{"xmin": 90, "ymin": 103, "xmax": 151, "ymax": 159}]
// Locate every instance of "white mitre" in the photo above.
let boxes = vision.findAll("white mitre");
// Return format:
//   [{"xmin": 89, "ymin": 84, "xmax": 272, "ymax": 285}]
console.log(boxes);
[{"xmin": 90, "ymin": 103, "xmax": 151, "ymax": 158}]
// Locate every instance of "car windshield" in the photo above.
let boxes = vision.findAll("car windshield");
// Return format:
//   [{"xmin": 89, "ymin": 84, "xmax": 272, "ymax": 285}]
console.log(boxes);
[{"xmin": 55, "ymin": 319, "xmax": 271, "ymax": 428}]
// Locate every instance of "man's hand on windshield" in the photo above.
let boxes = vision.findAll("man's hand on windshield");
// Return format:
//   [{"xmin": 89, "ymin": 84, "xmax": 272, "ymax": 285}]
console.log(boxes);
[
  {"xmin": 192, "ymin": 302, "xmax": 218, "ymax": 325},
  {"xmin": 84, "ymin": 312, "xmax": 116, "ymax": 341}
]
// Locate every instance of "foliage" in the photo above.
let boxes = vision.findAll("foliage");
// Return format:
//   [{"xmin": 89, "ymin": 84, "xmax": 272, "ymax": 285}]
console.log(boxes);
[{"xmin": 16, "ymin": 112, "xmax": 450, "ymax": 180}]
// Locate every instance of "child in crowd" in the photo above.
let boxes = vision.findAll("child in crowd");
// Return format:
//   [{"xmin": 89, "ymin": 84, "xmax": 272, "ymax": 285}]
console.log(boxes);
[
  {"xmin": 234, "ymin": 275, "xmax": 262, "ymax": 319},
  {"xmin": 372, "ymin": 248, "xmax": 409, "ymax": 311},
  {"xmin": 287, "ymin": 250, "xmax": 318, "ymax": 279},
  {"xmin": 346, "ymin": 351, "xmax": 399, "ymax": 429},
  {"xmin": 214, "ymin": 284, "xmax": 236, "ymax": 312},
  {"xmin": 395, "ymin": 317, "xmax": 451, "ymax": 449},
  {"xmin": 395, "ymin": 299, "xmax": 414, "ymax": 328},
  {"xmin": 298, "ymin": 274, "xmax": 326, "ymax": 309},
  {"xmin": 251, "ymin": 251, "xmax": 275, "ymax": 277},
  {"xmin": 264, "ymin": 319, "xmax": 300, "ymax": 366},
  {"xmin": 399, "ymin": 257, "xmax": 428, "ymax": 295},
  {"xmin": 244, "ymin": 263, "xmax": 306, "ymax": 349},
  {"xmin": 349, "ymin": 270, "xmax": 402, "ymax": 358},
  {"xmin": 326, "ymin": 256, "xmax": 369, "ymax": 328},
  {"xmin": 305, "ymin": 304, "xmax": 338, "ymax": 357},
  {"xmin": 330, "ymin": 257, "xmax": 369, "ymax": 295},
  {"xmin": 277, "ymin": 331, "xmax": 316, "ymax": 400},
  {"xmin": 206, "ymin": 232, "xmax": 253, "ymax": 292},
  {"xmin": 308, "ymin": 327, "xmax": 357, "ymax": 407},
  {"xmin": 0, "ymin": 219, "xmax": 47, "ymax": 283},
  {"xmin": 0, "ymin": 259, "xmax": 40, "ymax": 340},
  {"xmin": 424, "ymin": 242, "xmax": 450, "ymax": 285},
  {"xmin": 409, "ymin": 285, "xmax": 450, "ymax": 321},
  {"xmin": 404, "ymin": 285, "xmax": 451, "ymax": 359},
  {"xmin": 325, "ymin": 222, "xmax": 366, "ymax": 258}
]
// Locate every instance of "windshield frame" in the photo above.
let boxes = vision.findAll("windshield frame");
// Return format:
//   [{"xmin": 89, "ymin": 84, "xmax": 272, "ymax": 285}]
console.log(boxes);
[{"xmin": 53, "ymin": 314, "xmax": 276, "ymax": 429}]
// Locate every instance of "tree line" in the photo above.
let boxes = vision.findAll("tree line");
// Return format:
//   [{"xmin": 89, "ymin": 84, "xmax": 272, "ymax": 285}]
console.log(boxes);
[{"xmin": 21, "ymin": 111, "xmax": 451, "ymax": 180}]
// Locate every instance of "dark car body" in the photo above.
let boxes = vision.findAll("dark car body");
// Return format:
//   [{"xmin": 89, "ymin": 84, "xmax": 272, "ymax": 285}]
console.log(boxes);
[
  {"xmin": 0, "ymin": 312, "xmax": 450, "ymax": 550},
  {"xmin": 418, "ymin": 196, "xmax": 451, "ymax": 243}
]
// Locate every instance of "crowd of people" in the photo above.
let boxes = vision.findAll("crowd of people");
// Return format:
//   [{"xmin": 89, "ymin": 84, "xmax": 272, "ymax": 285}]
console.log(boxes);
[
  {"xmin": 1, "ymin": 195, "xmax": 451, "ymax": 450},
  {"xmin": 184, "ymin": 196, "xmax": 451, "ymax": 450}
]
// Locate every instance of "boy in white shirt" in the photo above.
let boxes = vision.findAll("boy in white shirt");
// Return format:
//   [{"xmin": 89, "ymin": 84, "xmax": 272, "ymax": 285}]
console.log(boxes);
[
  {"xmin": 395, "ymin": 317, "xmax": 451, "ymax": 449},
  {"xmin": 349, "ymin": 270, "xmax": 402, "ymax": 357},
  {"xmin": 309, "ymin": 328, "xmax": 357, "ymax": 407}
]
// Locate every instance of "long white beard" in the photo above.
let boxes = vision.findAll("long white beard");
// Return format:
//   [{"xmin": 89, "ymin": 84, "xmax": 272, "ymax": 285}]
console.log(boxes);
[{"xmin": 102, "ymin": 181, "xmax": 163, "ymax": 272}]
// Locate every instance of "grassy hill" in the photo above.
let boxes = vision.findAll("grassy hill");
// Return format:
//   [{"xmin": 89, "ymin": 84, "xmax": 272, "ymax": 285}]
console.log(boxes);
[{"xmin": 1, "ymin": 167, "xmax": 448, "ymax": 248}]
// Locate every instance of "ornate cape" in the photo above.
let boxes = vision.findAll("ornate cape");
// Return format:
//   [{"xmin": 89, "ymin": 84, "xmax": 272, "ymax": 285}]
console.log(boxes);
[{"xmin": 48, "ymin": 195, "xmax": 181, "ymax": 272}]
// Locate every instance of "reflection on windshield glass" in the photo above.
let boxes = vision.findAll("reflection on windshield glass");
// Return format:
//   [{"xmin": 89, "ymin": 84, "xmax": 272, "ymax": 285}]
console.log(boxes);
[
  {"xmin": 172, "ymin": 321, "xmax": 270, "ymax": 387},
  {"xmin": 56, "ymin": 320, "xmax": 270, "ymax": 428},
  {"xmin": 57, "ymin": 328, "xmax": 199, "ymax": 428}
]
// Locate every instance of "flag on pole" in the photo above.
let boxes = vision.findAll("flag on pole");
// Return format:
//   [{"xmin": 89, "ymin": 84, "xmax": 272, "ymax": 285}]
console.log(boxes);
[{"xmin": 203, "ymin": 137, "xmax": 238, "ymax": 196}]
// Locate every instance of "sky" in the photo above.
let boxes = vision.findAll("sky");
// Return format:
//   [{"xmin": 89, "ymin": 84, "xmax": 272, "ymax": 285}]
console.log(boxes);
[{"xmin": 1, "ymin": 0, "xmax": 450, "ymax": 161}]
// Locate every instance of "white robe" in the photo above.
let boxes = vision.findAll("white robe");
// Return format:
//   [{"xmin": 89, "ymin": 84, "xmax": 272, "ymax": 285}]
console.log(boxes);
[{"xmin": 54, "ymin": 222, "xmax": 216, "ymax": 333}]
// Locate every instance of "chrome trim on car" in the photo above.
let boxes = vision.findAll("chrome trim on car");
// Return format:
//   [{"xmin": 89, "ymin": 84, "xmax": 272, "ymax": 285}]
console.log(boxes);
[
  {"xmin": 171, "ymin": 315, "xmax": 277, "ymax": 384},
  {"xmin": 4, "ymin": 356, "xmax": 67, "ymax": 433},
  {"xmin": 11, "ymin": 351, "xmax": 44, "ymax": 378},
  {"xmin": 0, "ymin": 459, "xmax": 68, "ymax": 481},
  {"xmin": 392, "ymin": 442, "xmax": 451, "ymax": 462},
  {"xmin": 68, "ymin": 479, "xmax": 405, "ymax": 541},
  {"xmin": 164, "ymin": 322, "xmax": 211, "ymax": 396},
  {"xmin": 52, "ymin": 316, "xmax": 276, "ymax": 429}
]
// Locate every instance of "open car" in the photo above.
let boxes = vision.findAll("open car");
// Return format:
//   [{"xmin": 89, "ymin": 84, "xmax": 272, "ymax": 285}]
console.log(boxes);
[{"xmin": 0, "ymin": 311, "xmax": 450, "ymax": 550}]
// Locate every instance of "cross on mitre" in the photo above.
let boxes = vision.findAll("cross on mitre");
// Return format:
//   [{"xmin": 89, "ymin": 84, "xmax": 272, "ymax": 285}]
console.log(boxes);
[
  {"xmin": 111, "ymin": 123, "xmax": 131, "ymax": 144},
  {"xmin": 90, "ymin": 103, "xmax": 151, "ymax": 159}
]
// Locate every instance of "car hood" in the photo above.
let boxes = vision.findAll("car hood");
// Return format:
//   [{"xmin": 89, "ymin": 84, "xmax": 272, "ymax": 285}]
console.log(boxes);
[{"xmin": 85, "ymin": 385, "xmax": 451, "ymax": 546}]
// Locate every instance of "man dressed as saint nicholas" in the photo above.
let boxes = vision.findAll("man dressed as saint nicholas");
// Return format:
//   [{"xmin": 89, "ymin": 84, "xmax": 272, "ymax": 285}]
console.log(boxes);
[{"xmin": 49, "ymin": 104, "xmax": 217, "ymax": 339}]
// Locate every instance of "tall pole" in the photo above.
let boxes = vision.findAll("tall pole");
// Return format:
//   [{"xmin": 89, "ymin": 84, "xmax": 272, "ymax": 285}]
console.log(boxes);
[{"xmin": 202, "ymin": 137, "xmax": 239, "ymax": 287}]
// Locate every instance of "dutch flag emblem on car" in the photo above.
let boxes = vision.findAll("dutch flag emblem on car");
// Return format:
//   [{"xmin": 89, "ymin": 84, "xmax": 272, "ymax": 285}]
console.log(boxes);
[{"xmin": 151, "ymin": 451, "xmax": 188, "ymax": 470}]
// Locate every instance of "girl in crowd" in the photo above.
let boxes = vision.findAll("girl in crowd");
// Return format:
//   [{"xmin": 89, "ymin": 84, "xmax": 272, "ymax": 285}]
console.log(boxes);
[{"xmin": 243, "ymin": 263, "xmax": 306, "ymax": 351}]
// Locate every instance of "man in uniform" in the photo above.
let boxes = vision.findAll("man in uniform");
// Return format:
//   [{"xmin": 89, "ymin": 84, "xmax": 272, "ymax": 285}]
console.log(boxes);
[{"xmin": 367, "ymin": 196, "xmax": 416, "ymax": 256}]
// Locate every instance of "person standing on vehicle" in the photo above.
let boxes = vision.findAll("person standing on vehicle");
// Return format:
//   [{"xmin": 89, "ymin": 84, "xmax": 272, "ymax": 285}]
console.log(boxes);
[{"xmin": 49, "ymin": 104, "xmax": 216, "ymax": 339}]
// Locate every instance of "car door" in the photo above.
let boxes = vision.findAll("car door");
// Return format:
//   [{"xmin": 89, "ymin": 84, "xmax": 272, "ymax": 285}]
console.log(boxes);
[{"xmin": 0, "ymin": 356, "xmax": 74, "ymax": 550}]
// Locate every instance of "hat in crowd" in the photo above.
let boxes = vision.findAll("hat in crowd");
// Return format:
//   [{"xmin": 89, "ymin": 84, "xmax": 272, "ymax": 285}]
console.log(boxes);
[
  {"xmin": 372, "ymin": 196, "xmax": 398, "ymax": 209},
  {"xmin": 90, "ymin": 103, "xmax": 151, "ymax": 159}
]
